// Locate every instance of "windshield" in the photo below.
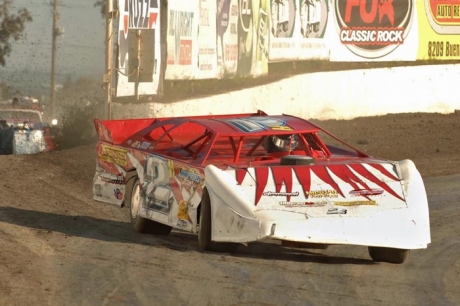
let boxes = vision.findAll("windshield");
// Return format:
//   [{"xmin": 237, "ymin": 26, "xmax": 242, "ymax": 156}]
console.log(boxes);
[{"xmin": 0, "ymin": 110, "xmax": 42, "ymax": 126}]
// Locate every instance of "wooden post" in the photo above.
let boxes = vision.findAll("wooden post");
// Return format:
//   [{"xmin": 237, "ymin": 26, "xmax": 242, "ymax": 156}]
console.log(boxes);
[{"xmin": 50, "ymin": 0, "xmax": 58, "ymax": 121}]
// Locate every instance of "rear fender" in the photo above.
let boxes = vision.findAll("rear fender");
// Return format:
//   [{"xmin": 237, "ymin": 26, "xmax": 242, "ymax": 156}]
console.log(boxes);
[{"xmin": 93, "ymin": 162, "xmax": 138, "ymax": 207}]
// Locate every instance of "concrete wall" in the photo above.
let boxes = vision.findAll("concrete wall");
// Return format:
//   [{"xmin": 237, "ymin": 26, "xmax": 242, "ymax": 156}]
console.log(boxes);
[{"xmin": 112, "ymin": 64, "xmax": 460, "ymax": 120}]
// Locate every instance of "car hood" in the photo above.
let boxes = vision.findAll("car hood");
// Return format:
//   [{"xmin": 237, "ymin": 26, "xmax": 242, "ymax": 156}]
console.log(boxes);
[{"xmin": 222, "ymin": 159, "xmax": 409, "ymax": 217}]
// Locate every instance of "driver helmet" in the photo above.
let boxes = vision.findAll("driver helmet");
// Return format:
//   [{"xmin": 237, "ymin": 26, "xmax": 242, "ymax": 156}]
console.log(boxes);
[{"xmin": 265, "ymin": 134, "xmax": 299, "ymax": 152}]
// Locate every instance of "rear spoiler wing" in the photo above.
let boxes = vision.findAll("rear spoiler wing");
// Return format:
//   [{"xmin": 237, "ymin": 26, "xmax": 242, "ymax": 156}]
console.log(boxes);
[{"xmin": 94, "ymin": 110, "xmax": 268, "ymax": 145}]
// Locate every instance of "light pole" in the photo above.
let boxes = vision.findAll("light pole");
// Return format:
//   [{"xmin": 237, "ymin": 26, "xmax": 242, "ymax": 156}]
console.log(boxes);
[
  {"xmin": 105, "ymin": 0, "xmax": 114, "ymax": 119},
  {"xmin": 50, "ymin": 0, "xmax": 58, "ymax": 121}
]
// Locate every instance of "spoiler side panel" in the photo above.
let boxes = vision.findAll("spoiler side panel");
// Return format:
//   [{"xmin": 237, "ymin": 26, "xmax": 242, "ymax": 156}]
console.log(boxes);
[{"xmin": 94, "ymin": 118, "xmax": 157, "ymax": 144}]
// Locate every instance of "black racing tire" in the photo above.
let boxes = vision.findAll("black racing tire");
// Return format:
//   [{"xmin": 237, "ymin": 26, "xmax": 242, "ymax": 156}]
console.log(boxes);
[
  {"xmin": 198, "ymin": 188, "xmax": 213, "ymax": 251},
  {"xmin": 128, "ymin": 178, "xmax": 150, "ymax": 233},
  {"xmin": 368, "ymin": 246, "xmax": 410, "ymax": 264},
  {"xmin": 127, "ymin": 177, "xmax": 172, "ymax": 235},
  {"xmin": 198, "ymin": 188, "xmax": 238, "ymax": 253}
]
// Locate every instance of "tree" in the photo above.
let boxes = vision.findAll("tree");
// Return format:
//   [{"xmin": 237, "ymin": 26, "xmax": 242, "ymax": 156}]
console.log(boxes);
[{"xmin": 0, "ymin": 0, "xmax": 32, "ymax": 66}]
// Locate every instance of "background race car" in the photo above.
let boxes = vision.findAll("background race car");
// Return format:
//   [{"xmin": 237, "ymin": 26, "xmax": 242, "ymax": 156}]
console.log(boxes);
[{"xmin": 0, "ymin": 109, "xmax": 58, "ymax": 155}]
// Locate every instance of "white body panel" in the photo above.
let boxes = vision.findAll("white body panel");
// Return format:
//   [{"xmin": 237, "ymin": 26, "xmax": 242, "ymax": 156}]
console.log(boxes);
[
  {"xmin": 205, "ymin": 159, "xmax": 431, "ymax": 249},
  {"xmin": 14, "ymin": 131, "xmax": 47, "ymax": 154}
]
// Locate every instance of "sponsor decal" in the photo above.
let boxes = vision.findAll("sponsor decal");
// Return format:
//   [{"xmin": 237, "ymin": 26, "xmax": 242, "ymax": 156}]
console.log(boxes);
[
  {"xmin": 131, "ymin": 141, "xmax": 141, "ymax": 148},
  {"xmin": 100, "ymin": 145, "xmax": 128, "ymax": 167},
  {"xmin": 179, "ymin": 168, "xmax": 202, "ymax": 183},
  {"xmin": 349, "ymin": 188, "xmax": 383, "ymax": 196},
  {"xmin": 334, "ymin": 0, "xmax": 414, "ymax": 58},
  {"xmin": 225, "ymin": 117, "xmax": 289, "ymax": 133},
  {"xmin": 140, "ymin": 141, "xmax": 151, "ymax": 149},
  {"xmin": 177, "ymin": 200, "xmax": 189, "ymax": 220},
  {"xmin": 95, "ymin": 184, "xmax": 102, "ymax": 197},
  {"xmin": 226, "ymin": 118, "xmax": 267, "ymax": 133},
  {"xmin": 114, "ymin": 188, "xmax": 124, "ymax": 200},
  {"xmin": 280, "ymin": 201, "xmax": 328, "ymax": 207},
  {"xmin": 327, "ymin": 207, "xmax": 347, "ymax": 214},
  {"xmin": 305, "ymin": 201, "xmax": 328, "ymax": 207},
  {"xmin": 333, "ymin": 200, "xmax": 377, "ymax": 206},
  {"xmin": 264, "ymin": 191, "xmax": 300, "ymax": 196},
  {"xmin": 176, "ymin": 219, "xmax": 188, "ymax": 229},
  {"xmin": 168, "ymin": 160, "xmax": 175, "ymax": 178},
  {"xmin": 271, "ymin": 125, "xmax": 293, "ymax": 131},
  {"xmin": 178, "ymin": 167, "xmax": 203, "ymax": 194},
  {"xmin": 306, "ymin": 190, "xmax": 339, "ymax": 198},
  {"xmin": 100, "ymin": 172, "xmax": 124, "ymax": 184}
]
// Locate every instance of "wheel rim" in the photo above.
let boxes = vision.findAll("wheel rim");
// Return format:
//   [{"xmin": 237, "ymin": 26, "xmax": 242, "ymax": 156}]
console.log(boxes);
[{"xmin": 130, "ymin": 182, "xmax": 140, "ymax": 219}]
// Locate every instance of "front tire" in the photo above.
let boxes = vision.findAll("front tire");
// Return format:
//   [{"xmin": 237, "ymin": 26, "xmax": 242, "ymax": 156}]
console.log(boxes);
[
  {"xmin": 198, "ymin": 188, "xmax": 212, "ymax": 251},
  {"xmin": 368, "ymin": 246, "xmax": 409, "ymax": 264},
  {"xmin": 127, "ymin": 178, "xmax": 172, "ymax": 235}
]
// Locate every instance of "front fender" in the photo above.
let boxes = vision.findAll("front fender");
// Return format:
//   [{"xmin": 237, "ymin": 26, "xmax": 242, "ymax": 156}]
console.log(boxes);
[
  {"xmin": 205, "ymin": 165, "xmax": 272, "ymax": 243},
  {"xmin": 395, "ymin": 159, "xmax": 431, "ymax": 247}
]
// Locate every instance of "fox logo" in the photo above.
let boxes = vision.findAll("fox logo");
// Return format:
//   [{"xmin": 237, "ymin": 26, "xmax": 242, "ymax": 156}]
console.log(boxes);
[
  {"xmin": 335, "ymin": 0, "xmax": 413, "ymax": 58},
  {"xmin": 379, "ymin": 0, "xmax": 394, "ymax": 26}
]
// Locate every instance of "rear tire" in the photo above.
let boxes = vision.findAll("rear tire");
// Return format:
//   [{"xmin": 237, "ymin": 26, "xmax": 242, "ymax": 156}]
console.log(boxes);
[
  {"xmin": 198, "ymin": 188, "xmax": 238, "ymax": 253},
  {"xmin": 127, "ymin": 178, "xmax": 172, "ymax": 235},
  {"xmin": 368, "ymin": 246, "xmax": 409, "ymax": 264}
]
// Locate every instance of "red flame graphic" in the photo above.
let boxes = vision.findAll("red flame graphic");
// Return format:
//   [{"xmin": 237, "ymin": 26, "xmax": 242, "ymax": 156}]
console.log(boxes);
[{"xmin": 235, "ymin": 163, "xmax": 403, "ymax": 205}]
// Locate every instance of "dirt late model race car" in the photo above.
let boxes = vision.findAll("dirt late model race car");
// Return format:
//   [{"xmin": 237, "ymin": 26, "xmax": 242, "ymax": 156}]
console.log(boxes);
[
  {"xmin": 93, "ymin": 111, "xmax": 430, "ymax": 264},
  {"xmin": 0, "ymin": 109, "xmax": 57, "ymax": 155}
]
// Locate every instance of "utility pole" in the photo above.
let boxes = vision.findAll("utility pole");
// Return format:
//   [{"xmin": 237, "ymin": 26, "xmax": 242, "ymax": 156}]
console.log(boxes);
[
  {"xmin": 50, "ymin": 0, "xmax": 58, "ymax": 121},
  {"xmin": 105, "ymin": 0, "xmax": 114, "ymax": 119}
]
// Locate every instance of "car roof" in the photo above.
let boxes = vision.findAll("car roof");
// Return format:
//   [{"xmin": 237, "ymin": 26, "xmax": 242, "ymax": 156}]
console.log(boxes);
[
  {"xmin": 0, "ymin": 108, "xmax": 43, "ymax": 121},
  {"xmin": 153, "ymin": 114, "xmax": 321, "ymax": 137}
]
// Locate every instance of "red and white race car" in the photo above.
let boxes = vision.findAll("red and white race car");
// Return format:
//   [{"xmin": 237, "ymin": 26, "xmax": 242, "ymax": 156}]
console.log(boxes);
[
  {"xmin": 0, "ymin": 108, "xmax": 57, "ymax": 155},
  {"xmin": 93, "ymin": 111, "xmax": 430, "ymax": 263}
]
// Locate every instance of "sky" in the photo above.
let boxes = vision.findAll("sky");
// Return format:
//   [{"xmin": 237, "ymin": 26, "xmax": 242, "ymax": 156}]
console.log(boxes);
[{"xmin": 1, "ymin": 0, "xmax": 106, "ymax": 95}]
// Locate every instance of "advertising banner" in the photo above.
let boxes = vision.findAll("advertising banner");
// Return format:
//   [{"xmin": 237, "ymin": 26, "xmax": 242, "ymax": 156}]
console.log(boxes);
[
  {"xmin": 215, "ymin": 0, "xmax": 270, "ymax": 77},
  {"xmin": 116, "ymin": 0, "xmax": 162, "ymax": 97},
  {"xmin": 217, "ymin": 0, "xmax": 239, "ymax": 76},
  {"xmin": 234, "ymin": 0, "xmax": 270, "ymax": 76},
  {"xmin": 197, "ymin": 0, "xmax": 219, "ymax": 78},
  {"xmin": 113, "ymin": 0, "xmax": 460, "ymax": 93},
  {"xmin": 165, "ymin": 0, "xmax": 200, "ymax": 79},
  {"xmin": 268, "ymin": 0, "xmax": 330, "ymax": 61},
  {"xmin": 328, "ymin": 0, "xmax": 419, "ymax": 61},
  {"xmin": 417, "ymin": 0, "xmax": 460, "ymax": 59}
]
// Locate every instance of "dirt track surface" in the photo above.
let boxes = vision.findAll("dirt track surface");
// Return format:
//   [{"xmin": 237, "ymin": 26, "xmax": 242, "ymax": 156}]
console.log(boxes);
[{"xmin": 1, "ymin": 112, "xmax": 459, "ymax": 306}]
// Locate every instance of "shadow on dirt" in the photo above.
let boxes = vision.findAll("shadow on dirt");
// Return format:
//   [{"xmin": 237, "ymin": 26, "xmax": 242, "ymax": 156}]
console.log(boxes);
[{"xmin": 0, "ymin": 206, "xmax": 374, "ymax": 265}]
